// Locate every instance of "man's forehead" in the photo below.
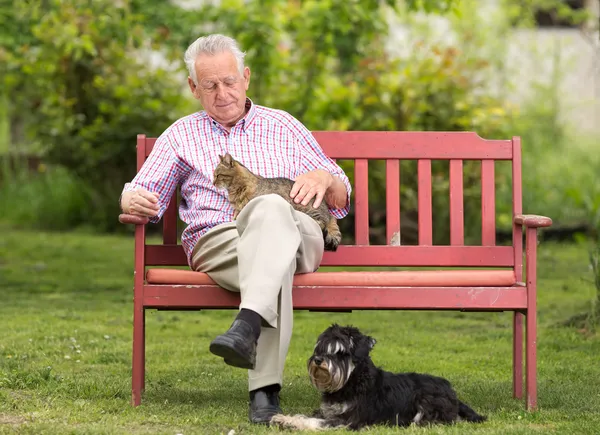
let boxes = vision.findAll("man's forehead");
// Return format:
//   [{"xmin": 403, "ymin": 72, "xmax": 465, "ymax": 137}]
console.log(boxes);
[{"xmin": 195, "ymin": 52, "xmax": 239, "ymax": 77}]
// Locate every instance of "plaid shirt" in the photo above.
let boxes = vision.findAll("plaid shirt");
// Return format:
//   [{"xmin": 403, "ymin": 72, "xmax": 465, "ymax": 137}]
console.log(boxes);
[{"xmin": 123, "ymin": 98, "xmax": 352, "ymax": 266}]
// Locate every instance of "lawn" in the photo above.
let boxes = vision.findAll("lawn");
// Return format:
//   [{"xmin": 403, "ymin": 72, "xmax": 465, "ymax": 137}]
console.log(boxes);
[{"xmin": 0, "ymin": 227, "xmax": 599, "ymax": 434}]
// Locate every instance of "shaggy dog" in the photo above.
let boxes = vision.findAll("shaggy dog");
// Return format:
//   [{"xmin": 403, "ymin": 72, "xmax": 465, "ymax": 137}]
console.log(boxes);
[{"xmin": 271, "ymin": 324, "xmax": 486, "ymax": 431}]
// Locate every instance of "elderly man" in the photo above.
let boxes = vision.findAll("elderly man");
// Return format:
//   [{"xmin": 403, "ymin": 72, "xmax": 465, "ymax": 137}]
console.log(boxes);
[{"xmin": 119, "ymin": 34, "xmax": 351, "ymax": 424}]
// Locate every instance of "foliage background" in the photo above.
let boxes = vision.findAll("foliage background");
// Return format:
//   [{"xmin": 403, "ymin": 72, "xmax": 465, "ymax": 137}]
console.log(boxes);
[{"xmin": 0, "ymin": 0, "xmax": 598, "ymax": 243}]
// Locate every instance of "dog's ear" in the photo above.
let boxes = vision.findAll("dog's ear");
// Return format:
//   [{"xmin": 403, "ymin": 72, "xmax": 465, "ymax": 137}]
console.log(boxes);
[{"xmin": 353, "ymin": 333, "xmax": 376, "ymax": 361}]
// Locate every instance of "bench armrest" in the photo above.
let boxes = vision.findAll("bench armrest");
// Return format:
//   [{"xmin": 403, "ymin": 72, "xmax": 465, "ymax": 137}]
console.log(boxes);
[
  {"xmin": 514, "ymin": 214, "xmax": 552, "ymax": 228},
  {"xmin": 119, "ymin": 214, "xmax": 149, "ymax": 225}
]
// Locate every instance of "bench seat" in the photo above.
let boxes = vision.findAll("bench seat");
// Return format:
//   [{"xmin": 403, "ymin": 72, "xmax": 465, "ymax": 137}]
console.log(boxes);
[
  {"xmin": 146, "ymin": 268, "xmax": 517, "ymax": 287},
  {"xmin": 143, "ymin": 269, "xmax": 524, "ymax": 311}
]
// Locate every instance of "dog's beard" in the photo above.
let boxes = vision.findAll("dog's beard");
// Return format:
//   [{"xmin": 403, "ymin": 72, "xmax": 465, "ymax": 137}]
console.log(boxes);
[{"xmin": 308, "ymin": 358, "xmax": 355, "ymax": 393}]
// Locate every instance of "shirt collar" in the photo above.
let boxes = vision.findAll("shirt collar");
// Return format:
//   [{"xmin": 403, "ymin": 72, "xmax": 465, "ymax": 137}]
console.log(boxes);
[{"xmin": 199, "ymin": 97, "xmax": 257, "ymax": 133}]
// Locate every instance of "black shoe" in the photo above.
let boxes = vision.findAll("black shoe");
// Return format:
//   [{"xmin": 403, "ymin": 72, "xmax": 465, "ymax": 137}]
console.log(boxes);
[
  {"xmin": 209, "ymin": 319, "xmax": 257, "ymax": 369},
  {"xmin": 249, "ymin": 389, "xmax": 282, "ymax": 424}
]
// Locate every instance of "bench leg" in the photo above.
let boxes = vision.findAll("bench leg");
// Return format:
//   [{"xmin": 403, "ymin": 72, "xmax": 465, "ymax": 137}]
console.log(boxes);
[
  {"xmin": 141, "ymin": 309, "xmax": 146, "ymax": 392},
  {"xmin": 512, "ymin": 311, "xmax": 523, "ymax": 399},
  {"xmin": 525, "ymin": 307, "xmax": 537, "ymax": 410},
  {"xmin": 132, "ymin": 305, "xmax": 145, "ymax": 406},
  {"xmin": 525, "ymin": 227, "xmax": 538, "ymax": 410}
]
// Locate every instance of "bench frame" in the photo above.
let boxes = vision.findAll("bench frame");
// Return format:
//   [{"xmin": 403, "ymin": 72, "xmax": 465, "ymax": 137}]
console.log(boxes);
[{"xmin": 119, "ymin": 131, "xmax": 552, "ymax": 411}]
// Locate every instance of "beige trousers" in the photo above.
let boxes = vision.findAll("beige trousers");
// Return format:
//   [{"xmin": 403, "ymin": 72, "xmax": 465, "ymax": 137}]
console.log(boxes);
[{"xmin": 191, "ymin": 194, "xmax": 324, "ymax": 391}]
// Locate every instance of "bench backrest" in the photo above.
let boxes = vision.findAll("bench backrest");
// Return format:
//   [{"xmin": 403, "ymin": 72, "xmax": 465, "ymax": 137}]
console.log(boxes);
[{"xmin": 137, "ymin": 132, "xmax": 522, "ymax": 274}]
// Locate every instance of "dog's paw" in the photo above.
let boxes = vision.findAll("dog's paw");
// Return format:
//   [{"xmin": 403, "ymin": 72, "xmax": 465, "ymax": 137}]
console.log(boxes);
[
  {"xmin": 270, "ymin": 413, "xmax": 289, "ymax": 426},
  {"xmin": 270, "ymin": 414, "xmax": 327, "ymax": 431}
]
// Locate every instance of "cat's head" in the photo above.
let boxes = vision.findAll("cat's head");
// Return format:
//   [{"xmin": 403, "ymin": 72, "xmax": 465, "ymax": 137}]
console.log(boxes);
[{"xmin": 213, "ymin": 153, "xmax": 248, "ymax": 188}]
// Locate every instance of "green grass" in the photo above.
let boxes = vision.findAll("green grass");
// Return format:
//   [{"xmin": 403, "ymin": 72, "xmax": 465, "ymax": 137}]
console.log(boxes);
[{"xmin": 0, "ymin": 228, "xmax": 599, "ymax": 434}]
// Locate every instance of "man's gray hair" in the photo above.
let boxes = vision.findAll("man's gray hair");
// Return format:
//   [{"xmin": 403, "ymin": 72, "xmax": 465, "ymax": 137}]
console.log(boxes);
[{"xmin": 184, "ymin": 34, "xmax": 246, "ymax": 84}]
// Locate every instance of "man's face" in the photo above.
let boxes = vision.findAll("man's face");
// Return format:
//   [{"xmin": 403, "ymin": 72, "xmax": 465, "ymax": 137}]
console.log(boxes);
[{"xmin": 188, "ymin": 50, "xmax": 251, "ymax": 128}]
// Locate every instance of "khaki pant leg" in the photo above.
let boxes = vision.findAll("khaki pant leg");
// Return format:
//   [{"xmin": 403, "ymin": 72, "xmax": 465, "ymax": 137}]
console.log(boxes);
[{"xmin": 191, "ymin": 194, "xmax": 324, "ymax": 390}]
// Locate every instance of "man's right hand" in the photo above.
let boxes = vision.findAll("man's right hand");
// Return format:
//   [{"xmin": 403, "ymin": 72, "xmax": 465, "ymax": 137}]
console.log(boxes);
[{"xmin": 121, "ymin": 188, "xmax": 160, "ymax": 217}]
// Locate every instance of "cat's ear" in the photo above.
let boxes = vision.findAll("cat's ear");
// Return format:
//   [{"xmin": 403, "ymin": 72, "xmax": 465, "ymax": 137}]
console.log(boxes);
[
  {"xmin": 223, "ymin": 153, "xmax": 234, "ymax": 167},
  {"xmin": 218, "ymin": 154, "xmax": 224, "ymax": 162}
]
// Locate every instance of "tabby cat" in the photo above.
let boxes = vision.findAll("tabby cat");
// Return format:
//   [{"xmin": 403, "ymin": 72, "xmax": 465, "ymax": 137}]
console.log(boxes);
[{"xmin": 213, "ymin": 153, "xmax": 342, "ymax": 251}]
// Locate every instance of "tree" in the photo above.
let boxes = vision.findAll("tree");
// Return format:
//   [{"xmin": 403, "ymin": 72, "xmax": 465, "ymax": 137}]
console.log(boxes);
[{"xmin": 0, "ymin": 0, "xmax": 193, "ymax": 229}]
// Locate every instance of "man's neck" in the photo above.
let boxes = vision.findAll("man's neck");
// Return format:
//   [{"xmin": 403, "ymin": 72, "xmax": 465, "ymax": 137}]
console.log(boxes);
[{"xmin": 220, "ymin": 106, "xmax": 250, "ymax": 131}]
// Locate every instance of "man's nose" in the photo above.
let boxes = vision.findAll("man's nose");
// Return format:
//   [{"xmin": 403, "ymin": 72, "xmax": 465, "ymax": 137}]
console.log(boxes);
[
  {"xmin": 313, "ymin": 356, "xmax": 323, "ymax": 365},
  {"xmin": 215, "ymin": 84, "xmax": 227, "ymax": 99}
]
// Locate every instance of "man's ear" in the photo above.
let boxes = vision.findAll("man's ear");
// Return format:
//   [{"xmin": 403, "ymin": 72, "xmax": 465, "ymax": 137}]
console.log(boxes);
[
  {"xmin": 243, "ymin": 67, "xmax": 251, "ymax": 91},
  {"xmin": 188, "ymin": 77, "xmax": 200, "ymax": 100}
]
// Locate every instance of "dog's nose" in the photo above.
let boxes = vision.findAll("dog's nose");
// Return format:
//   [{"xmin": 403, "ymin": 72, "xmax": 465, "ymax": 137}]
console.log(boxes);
[{"xmin": 313, "ymin": 356, "xmax": 323, "ymax": 365}]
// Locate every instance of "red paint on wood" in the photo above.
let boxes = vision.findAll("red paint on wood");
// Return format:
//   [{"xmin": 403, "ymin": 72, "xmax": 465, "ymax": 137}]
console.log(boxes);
[
  {"xmin": 144, "ymin": 132, "xmax": 514, "ymax": 160},
  {"xmin": 525, "ymin": 227, "xmax": 538, "ymax": 410},
  {"xmin": 143, "ymin": 285, "xmax": 527, "ymax": 311},
  {"xmin": 418, "ymin": 160, "xmax": 433, "ymax": 245},
  {"xmin": 514, "ymin": 215, "xmax": 553, "ymax": 228},
  {"xmin": 513, "ymin": 312, "xmax": 524, "ymax": 399},
  {"xmin": 512, "ymin": 137, "xmax": 524, "ymax": 283},
  {"xmin": 137, "ymin": 134, "xmax": 147, "ymax": 171},
  {"xmin": 354, "ymin": 159, "xmax": 370, "ymax": 245},
  {"xmin": 449, "ymin": 160, "xmax": 464, "ymax": 245},
  {"xmin": 145, "ymin": 245, "xmax": 516, "ymax": 268},
  {"xmin": 131, "ymin": 209, "xmax": 146, "ymax": 406},
  {"xmin": 146, "ymin": 269, "xmax": 516, "ymax": 287},
  {"xmin": 386, "ymin": 160, "xmax": 401, "ymax": 245},
  {"xmin": 512, "ymin": 137, "xmax": 525, "ymax": 402},
  {"xmin": 481, "ymin": 160, "xmax": 496, "ymax": 245},
  {"xmin": 119, "ymin": 214, "xmax": 149, "ymax": 225}
]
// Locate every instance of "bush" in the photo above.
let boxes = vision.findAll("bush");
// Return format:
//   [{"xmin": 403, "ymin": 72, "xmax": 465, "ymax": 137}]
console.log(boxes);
[
  {"xmin": 1, "ymin": 0, "xmax": 194, "ymax": 231},
  {"xmin": 0, "ymin": 157, "xmax": 92, "ymax": 231}
]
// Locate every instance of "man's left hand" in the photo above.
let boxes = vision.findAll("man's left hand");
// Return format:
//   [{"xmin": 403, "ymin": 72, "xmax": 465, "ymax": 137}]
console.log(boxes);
[{"xmin": 290, "ymin": 169, "xmax": 334, "ymax": 209}]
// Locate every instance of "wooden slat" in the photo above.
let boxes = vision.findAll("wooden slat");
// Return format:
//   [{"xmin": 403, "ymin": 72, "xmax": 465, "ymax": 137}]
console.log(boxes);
[
  {"xmin": 145, "ymin": 245, "xmax": 516, "ymax": 267},
  {"xmin": 511, "ymin": 137, "xmax": 524, "ymax": 400},
  {"xmin": 386, "ymin": 159, "xmax": 401, "ymax": 245},
  {"xmin": 418, "ymin": 159, "xmax": 432, "ymax": 245},
  {"xmin": 143, "ymin": 285, "xmax": 527, "ymax": 310},
  {"xmin": 449, "ymin": 160, "xmax": 464, "ymax": 245},
  {"xmin": 137, "ymin": 135, "xmax": 147, "ymax": 171},
  {"xmin": 162, "ymin": 199, "xmax": 178, "ymax": 245},
  {"xmin": 354, "ymin": 159, "xmax": 370, "ymax": 245},
  {"xmin": 144, "ymin": 132, "xmax": 513, "ymax": 160},
  {"xmin": 481, "ymin": 160, "xmax": 496, "ymax": 246},
  {"xmin": 512, "ymin": 137, "xmax": 524, "ymax": 282}
]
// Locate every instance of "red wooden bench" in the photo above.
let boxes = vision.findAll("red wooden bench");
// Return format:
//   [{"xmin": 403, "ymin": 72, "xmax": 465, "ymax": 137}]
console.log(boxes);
[{"xmin": 119, "ymin": 131, "xmax": 552, "ymax": 411}]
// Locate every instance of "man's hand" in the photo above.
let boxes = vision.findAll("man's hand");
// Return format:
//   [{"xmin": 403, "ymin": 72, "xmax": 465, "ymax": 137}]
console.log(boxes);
[
  {"xmin": 121, "ymin": 188, "xmax": 160, "ymax": 217},
  {"xmin": 290, "ymin": 169, "xmax": 334, "ymax": 209}
]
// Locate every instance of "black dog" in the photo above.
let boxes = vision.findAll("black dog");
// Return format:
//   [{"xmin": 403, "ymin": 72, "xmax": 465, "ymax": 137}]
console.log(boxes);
[{"xmin": 271, "ymin": 324, "xmax": 486, "ymax": 430}]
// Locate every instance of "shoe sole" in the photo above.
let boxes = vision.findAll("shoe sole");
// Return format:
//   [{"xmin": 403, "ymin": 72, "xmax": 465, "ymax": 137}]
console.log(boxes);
[{"xmin": 209, "ymin": 336, "xmax": 255, "ymax": 370}]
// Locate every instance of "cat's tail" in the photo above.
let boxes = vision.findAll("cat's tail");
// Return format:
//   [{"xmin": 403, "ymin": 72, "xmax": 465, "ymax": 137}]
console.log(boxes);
[
  {"xmin": 458, "ymin": 401, "xmax": 487, "ymax": 423},
  {"xmin": 323, "ymin": 216, "xmax": 342, "ymax": 252}
]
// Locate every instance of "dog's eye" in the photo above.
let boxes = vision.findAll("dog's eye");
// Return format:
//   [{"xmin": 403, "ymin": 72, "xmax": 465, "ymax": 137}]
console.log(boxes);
[{"xmin": 326, "ymin": 342, "xmax": 348, "ymax": 355}]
